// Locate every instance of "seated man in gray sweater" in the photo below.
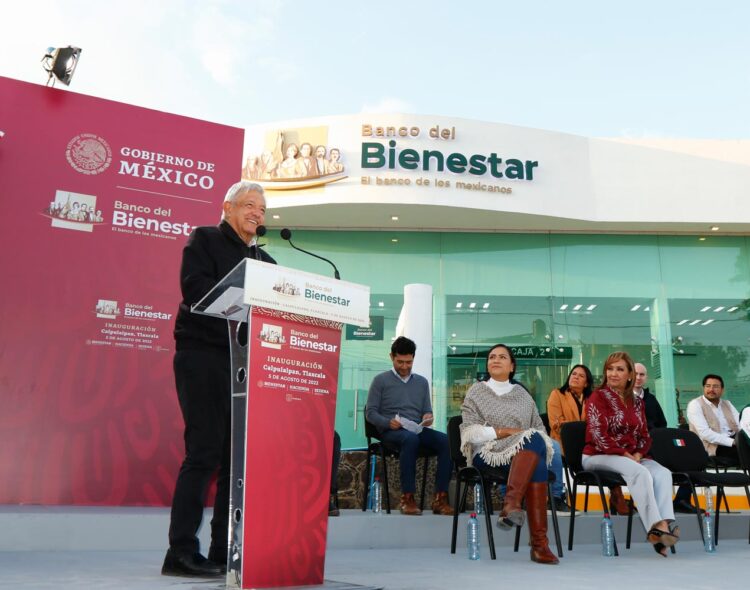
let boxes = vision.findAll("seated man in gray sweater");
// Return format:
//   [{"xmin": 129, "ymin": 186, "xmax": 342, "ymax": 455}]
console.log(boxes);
[{"xmin": 365, "ymin": 336, "xmax": 454, "ymax": 515}]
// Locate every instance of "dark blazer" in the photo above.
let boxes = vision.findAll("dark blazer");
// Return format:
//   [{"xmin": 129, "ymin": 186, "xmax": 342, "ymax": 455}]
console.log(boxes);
[
  {"xmin": 642, "ymin": 387, "xmax": 668, "ymax": 430},
  {"xmin": 174, "ymin": 220, "xmax": 276, "ymax": 350}
]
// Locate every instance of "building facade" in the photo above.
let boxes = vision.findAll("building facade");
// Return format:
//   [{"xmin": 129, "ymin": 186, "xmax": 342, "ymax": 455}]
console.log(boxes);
[{"xmin": 242, "ymin": 114, "xmax": 750, "ymax": 449}]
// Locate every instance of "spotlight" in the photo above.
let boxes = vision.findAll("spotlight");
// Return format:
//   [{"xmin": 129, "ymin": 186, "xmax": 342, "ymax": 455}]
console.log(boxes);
[{"xmin": 42, "ymin": 46, "xmax": 82, "ymax": 86}]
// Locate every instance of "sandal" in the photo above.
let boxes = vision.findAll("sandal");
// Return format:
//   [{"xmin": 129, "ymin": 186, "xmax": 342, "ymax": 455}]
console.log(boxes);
[
  {"xmin": 647, "ymin": 527, "xmax": 679, "ymax": 548},
  {"xmin": 651, "ymin": 541, "xmax": 668, "ymax": 557}
]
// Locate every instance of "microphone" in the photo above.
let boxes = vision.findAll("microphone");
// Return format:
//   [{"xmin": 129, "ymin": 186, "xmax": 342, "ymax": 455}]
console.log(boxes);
[
  {"xmin": 280, "ymin": 228, "xmax": 341, "ymax": 280},
  {"xmin": 252, "ymin": 225, "xmax": 267, "ymax": 260}
]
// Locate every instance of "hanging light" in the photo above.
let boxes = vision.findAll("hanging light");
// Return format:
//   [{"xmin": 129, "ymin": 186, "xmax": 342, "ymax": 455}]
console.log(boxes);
[{"xmin": 42, "ymin": 46, "xmax": 82, "ymax": 86}]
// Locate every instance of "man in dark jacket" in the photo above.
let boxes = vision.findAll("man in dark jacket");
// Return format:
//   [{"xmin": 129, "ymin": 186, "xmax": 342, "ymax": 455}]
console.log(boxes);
[
  {"xmin": 634, "ymin": 363, "xmax": 667, "ymax": 430},
  {"xmin": 163, "ymin": 181, "xmax": 275, "ymax": 577}
]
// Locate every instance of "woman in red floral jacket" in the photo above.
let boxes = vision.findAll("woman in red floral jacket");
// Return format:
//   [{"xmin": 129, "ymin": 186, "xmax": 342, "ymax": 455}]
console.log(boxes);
[{"xmin": 582, "ymin": 351, "xmax": 678, "ymax": 556}]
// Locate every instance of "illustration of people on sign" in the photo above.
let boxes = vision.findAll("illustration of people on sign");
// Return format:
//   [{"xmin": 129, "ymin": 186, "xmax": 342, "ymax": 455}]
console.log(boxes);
[
  {"xmin": 43, "ymin": 190, "xmax": 105, "ymax": 232},
  {"xmin": 243, "ymin": 130, "xmax": 346, "ymax": 186},
  {"xmin": 277, "ymin": 142, "xmax": 301, "ymax": 179},
  {"xmin": 272, "ymin": 278, "xmax": 301, "ymax": 296},
  {"xmin": 258, "ymin": 324, "xmax": 286, "ymax": 349},
  {"xmin": 95, "ymin": 299, "xmax": 121, "ymax": 319}
]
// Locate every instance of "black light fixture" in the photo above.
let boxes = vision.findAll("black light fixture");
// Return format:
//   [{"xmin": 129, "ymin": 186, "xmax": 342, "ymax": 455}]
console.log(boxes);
[{"xmin": 41, "ymin": 46, "xmax": 82, "ymax": 86}]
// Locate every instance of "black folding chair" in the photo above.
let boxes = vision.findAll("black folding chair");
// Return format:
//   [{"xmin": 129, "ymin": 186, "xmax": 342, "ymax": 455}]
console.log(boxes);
[
  {"xmin": 737, "ymin": 431, "xmax": 750, "ymax": 543},
  {"xmin": 447, "ymin": 415, "xmax": 502, "ymax": 559},
  {"xmin": 362, "ymin": 420, "xmax": 434, "ymax": 513},
  {"xmin": 650, "ymin": 428, "xmax": 750, "ymax": 545},
  {"xmin": 448, "ymin": 415, "xmax": 562, "ymax": 559},
  {"xmin": 707, "ymin": 447, "xmax": 742, "ymax": 514},
  {"xmin": 649, "ymin": 428, "xmax": 712, "ymax": 542},
  {"xmin": 541, "ymin": 412, "xmax": 573, "ymax": 499},
  {"xmin": 560, "ymin": 421, "xmax": 635, "ymax": 554}
]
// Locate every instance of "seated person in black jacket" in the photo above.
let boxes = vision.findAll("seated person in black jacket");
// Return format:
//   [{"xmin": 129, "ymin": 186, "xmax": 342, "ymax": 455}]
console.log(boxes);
[{"xmin": 634, "ymin": 363, "xmax": 667, "ymax": 430}]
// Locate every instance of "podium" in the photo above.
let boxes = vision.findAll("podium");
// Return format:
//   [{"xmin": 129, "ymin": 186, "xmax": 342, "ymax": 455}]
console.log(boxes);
[{"xmin": 192, "ymin": 258, "xmax": 371, "ymax": 589}]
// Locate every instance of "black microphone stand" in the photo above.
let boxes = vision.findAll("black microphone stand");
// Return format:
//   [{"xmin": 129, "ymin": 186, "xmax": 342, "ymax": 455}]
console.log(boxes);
[{"xmin": 281, "ymin": 229, "xmax": 341, "ymax": 280}]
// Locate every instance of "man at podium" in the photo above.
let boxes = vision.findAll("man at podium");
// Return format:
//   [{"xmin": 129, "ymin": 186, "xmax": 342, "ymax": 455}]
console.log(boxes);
[{"xmin": 162, "ymin": 181, "xmax": 276, "ymax": 578}]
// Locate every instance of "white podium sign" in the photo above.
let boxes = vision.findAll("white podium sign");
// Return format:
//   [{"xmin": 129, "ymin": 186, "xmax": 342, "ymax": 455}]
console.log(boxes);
[{"xmin": 242, "ymin": 259, "xmax": 370, "ymax": 327}]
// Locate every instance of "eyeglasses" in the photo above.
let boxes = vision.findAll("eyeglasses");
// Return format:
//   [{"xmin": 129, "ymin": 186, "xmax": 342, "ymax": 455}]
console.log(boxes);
[{"xmin": 703, "ymin": 384, "xmax": 723, "ymax": 390}]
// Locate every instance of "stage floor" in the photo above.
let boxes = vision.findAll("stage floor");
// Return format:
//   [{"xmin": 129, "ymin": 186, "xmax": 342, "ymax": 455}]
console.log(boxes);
[
  {"xmin": 0, "ymin": 541, "xmax": 748, "ymax": 590},
  {"xmin": 0, "ymin": 507, "xmax": 747, "ymax": 589}
]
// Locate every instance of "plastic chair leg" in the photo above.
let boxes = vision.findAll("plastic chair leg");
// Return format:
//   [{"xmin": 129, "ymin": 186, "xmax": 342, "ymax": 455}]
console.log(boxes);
[{"xmin": 548, "ymin": 480, "xmax": 563, "ymax": 558}]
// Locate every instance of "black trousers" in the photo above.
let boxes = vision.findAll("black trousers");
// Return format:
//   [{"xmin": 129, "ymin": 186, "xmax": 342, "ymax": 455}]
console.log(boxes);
[
  {"xmin": 168, "ymin": 348, "xmax": 231, "ymax": 556},
  {"xmin": 331, "ymin": 430, "xmax": 341, "ymax": 493}
]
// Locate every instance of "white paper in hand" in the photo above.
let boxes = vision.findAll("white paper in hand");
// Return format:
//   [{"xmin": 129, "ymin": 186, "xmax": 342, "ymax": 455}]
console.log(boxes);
[{"xmin": 395, "ymin": 413, "xmax": 423, "ymax": 434}]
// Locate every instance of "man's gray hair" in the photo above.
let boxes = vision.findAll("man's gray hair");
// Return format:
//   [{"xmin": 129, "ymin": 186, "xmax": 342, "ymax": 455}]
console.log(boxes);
[
  {"xmin": 224, "ymin": 180, "xmax": 264, "ymax": 203},
  {"xmin": 221, "ymin": 181, "xmax": 265, "ymax": 220}
]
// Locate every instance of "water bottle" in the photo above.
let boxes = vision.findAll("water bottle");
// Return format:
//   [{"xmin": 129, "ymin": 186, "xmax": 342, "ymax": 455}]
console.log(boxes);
[
  {"xmin": 703, "ymin": 487, "xmax": 715, "ymax": 552},
  {"xmin": 600, "ymin": 513, "xmax": 615, "ymax": 556},
  {"xmin": 473, "ymin": 483, "xmax": 484, "ymax": 514},
  {"xmin": 372, "ymin": 477, "xmax": 382, "ymax": 514},
  {"xmin": 467, "ymin": 512, "xmax": 480, "ymax": 560}
]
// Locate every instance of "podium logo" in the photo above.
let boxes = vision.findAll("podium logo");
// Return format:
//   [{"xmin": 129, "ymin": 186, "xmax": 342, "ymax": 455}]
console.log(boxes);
[
  {"xmin": 66, "ymin": 133, "xmax": 113, "ymax": 175},
  {"xmin": 272, "ymin": 277, "xmax": 301, "ymax": 297},
  {"xmin": 259, "ymin": 323, "xmax": 286, "ymax": 349},
  {"xmin": 96, "ymin": 299, "xmax": 120, "ymax": 319}
]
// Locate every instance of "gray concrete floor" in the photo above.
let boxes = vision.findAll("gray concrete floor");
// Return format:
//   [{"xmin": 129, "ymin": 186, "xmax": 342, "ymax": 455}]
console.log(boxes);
[
  {"xmin": 1, "ymin": 505, "xmax": 747, "ymax": 589},
  {"xmin": 0, "ymin": 540, "xmax": 747, "ymax": 590}
]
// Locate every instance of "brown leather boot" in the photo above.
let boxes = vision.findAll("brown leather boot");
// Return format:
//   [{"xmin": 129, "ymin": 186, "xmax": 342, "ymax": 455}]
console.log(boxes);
[
  {"xmin": 399, "ymin": 493, "xmax": 422, "ymax": 515},
  {"xmin": 431, "ymin": 491, "xmax": 454, "ymax": 515},
  {"xmin": 609, "ymin": 486, "xmax": 632, "ymax": 516},
  {"xmin": 498, "ymin": 450, "xmax": 539, "ymax": 529},
  {"xmin": 525, "ymin": 482, "xmax": 559, "ymax": 564}
]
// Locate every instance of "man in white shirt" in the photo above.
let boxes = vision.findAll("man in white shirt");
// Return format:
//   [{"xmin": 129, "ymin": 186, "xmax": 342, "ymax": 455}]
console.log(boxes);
[
  {"xmin": 687, "ymin": 374, "xmax": 740, "ymax": 466},
  {"xmin": 741, "ymin": 405, "xmax": 750, "ymax": 438}
]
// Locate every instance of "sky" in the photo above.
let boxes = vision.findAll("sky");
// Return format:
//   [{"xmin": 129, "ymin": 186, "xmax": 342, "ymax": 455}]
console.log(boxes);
[{"xmin": 2, "ymin": 0, "xmax": 749, "ymax": 138}]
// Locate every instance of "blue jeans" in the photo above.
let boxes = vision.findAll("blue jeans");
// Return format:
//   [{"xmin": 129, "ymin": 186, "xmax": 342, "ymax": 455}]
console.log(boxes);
[
  {"xmin": 550, "ymin": 439, "xmax": 564, "ymax": 498},
  {"xmin": 491, "ymin": 435, "xmax": 562, "ymax": 497},
  {"xmin": 473, "ymin": 431, "xmax": 549, "ymax": 483},
  {"xmin": 379, "ymin": 427, "xmax": 453, "ymax": 494}
]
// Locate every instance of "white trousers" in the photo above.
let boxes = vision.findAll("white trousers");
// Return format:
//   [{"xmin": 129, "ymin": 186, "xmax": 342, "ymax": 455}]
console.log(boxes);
[{"xmin": 582, "ymin": 454, "xmax": 675, "ymax": 532}]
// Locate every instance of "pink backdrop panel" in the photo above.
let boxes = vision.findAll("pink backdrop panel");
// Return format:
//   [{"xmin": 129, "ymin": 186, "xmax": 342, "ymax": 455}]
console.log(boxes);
[{"xmin": 0, "ymin": 76, "xmax": 244, "ymax": 506}]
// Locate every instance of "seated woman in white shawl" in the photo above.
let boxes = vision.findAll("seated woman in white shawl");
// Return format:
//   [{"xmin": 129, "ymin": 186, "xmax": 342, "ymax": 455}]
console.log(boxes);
[{"xmin": 460, "ymin": 343, "xmax": 558, "ymax": 565}]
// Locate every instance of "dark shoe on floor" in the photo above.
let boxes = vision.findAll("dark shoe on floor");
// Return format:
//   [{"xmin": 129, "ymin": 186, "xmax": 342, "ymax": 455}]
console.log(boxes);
[
  {"xmin": 161, "ymin": 548, "xmax": 223, "ymax": 577},
  {"xmin": 329, "ymin": 494, "xmax": 340, "ymax": 517},
  {"xmin": 207, "ymin": 547, "xmax": 227, "ymax": 574},
  {"xmin": 673, "ymin": 499, "xmax": 703, "ymax": 514},
  {"xmin": 547, "ymin": 495, "xmax": 578, "ymax": 517},
  {"xmin": 551, "ymin": 496, "xmax": 570, "ymax": 513}
]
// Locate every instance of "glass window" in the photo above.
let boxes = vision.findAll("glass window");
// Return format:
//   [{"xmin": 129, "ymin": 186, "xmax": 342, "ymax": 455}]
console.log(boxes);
[{"xmin": 270, "ymin": 231, "xmax": 750, "ymax": 448}]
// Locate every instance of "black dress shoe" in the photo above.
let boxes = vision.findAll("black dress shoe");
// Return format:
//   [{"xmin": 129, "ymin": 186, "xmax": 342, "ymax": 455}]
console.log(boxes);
[
  {"xmin": 161, "ymin": 548, "xmax": 223, "ymax": 577},
  {"xmin": 207, "ymin": 547, "xmax": 228, "ymax": 574},
  {"xmin": 673, "ymin": 499, "xmax": 704, "ymax": 514}
]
